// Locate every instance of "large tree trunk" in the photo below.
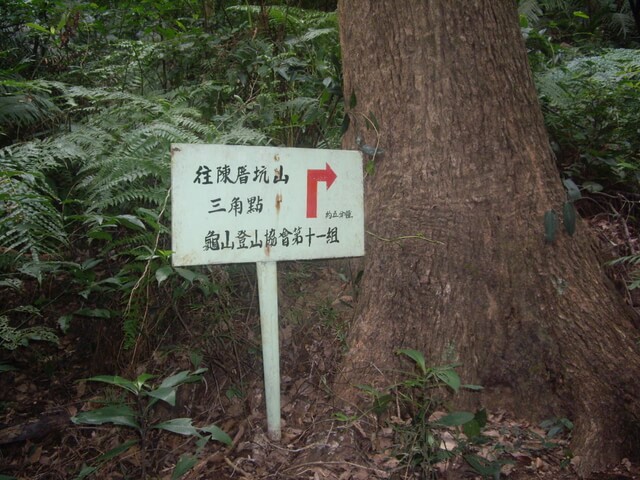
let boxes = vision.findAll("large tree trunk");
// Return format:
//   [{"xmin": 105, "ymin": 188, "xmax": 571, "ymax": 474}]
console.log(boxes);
[{"xmin": 336, "ymin": 1, "xmax": 640, "ymax": 475}]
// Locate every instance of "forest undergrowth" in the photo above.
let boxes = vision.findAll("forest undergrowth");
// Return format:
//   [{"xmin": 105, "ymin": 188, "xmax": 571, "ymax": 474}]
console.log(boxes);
[{"xmin": 1, "ymin": 1, "xmax": 640, "ymax": 479}]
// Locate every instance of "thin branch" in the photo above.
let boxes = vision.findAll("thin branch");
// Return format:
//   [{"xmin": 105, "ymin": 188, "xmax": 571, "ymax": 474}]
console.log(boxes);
[{"xmin": 366, "ymin": 230, "xmax": 445, "ymax": 246}]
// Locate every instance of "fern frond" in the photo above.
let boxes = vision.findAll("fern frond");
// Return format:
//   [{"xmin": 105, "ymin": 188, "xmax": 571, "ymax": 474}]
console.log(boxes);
[
  {"xmin": 535, "ymin": 69, "xmax": 573, "ymax": 107},
  {"xmin": 227, "ymin": 5, "xmax": 336, "ymax": 35},
  {"xmin": 518, "ymin": 0, "xmax": 543, "ymax": 25},
  {"xmin": 112, "ymin": 232, "xmax": 157, "ymax": 253},
  {"xmin": 218, "ymin": 125, "xmax": 268, "ymax": 145},
  {"xmin": 66, "ymin": 86, "xmax": 216, "ymax": 216},
  {"xmin": 97, "ymin": 186, "xmax": 169, "ymax": 211},
  {"xmin": 285, "ymin": 27, "xmax": 336, "ymax": 46},
  {"xmin": 0, "ymin": 78, "xmax": 67, "ymax": 140},
  {"xmin": 608, "ymin": 12, "xmax": 635, "ymax": 38},
  {"xmin": 0, "ymin": 144, "xmax": 68, "ymax": 263},
  {"xmin": 608, "ymin": 254, "xmax": 640, "ymax": 267}
]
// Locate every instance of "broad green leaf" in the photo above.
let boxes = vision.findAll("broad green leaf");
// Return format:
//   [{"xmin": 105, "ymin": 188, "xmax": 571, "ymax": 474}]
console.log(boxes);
[
  {"xmin": 572, "ymin": 10, "xmax": 589, "ymax": 19},
  {"xmin": 544, "ymin": 210, "xmax": 558, "ymax": 243},
  {"xmin": 58, "ymin": 314, "xmax": 72, "ymax": 333},
  {"xmin": 85, "ymin": 375, "xmax": 139, "ymax": 395},
  {"xmin": 154, "ymin": 418, "xmax": 199, "ymax": 436},
  {"xmin": 134, "ymin": 373, "xmax": 155, "ymax": 390},
  {"xmin": 156, "ymin": 266, "xmax": 174, "ymax": 285},
  {"xmin": 159, "ymin": 368, "xmax": 206, "ymax": 389},
  {"xmin": 563, "ymin": 178, "xmax": 581, "ymax": 201},
  {"xmin": 349, "ymin": 90, "xmax": 357, "ymax": 109},
  {"xmin": 548, "ymin": 425, "xmax": 563, "ymax": 438},
  {"xmin": 147, "ymin": 386, "xmax": 177, "ymax": 406},
  {"xmin": 188, "ymin": 367, "xmax": 209, "ymax": 377},
  {"xmin": 560, "ymin": 418, "xmax": 574, "ymax": 430},
  {"xmin": 474, "ymin": 408, "xmax": 488, "ymax": 428},
  {"xmin": 563, "ymin": 201, "xmax": 577, "ymax": 236},
  {"xmin": 463, "ymin": 419, "xmax": 481, "ymax": 438},
  {"xmin": 172, "ymin": 454, "xmax": 198, "ymax": 480},
  {"xmin": 26, "ymin": 22, "xmax": 51, "ymax": 34},
  {"xmin": 435, "ymin": 369, "xmax": 461, "ymax": 393},
  {"xmin": 437, "ymin": 411, "xmax": 475, "ymax": 426},
  {"xmin": 72, "ymin": 405, "xmax": 139, "ymax": 429},
  {"xmin": 159, "ymin": 370, "xmax": 190, "ymax": 388},
  {"xmin": 157, "ymin": 249, "xmax": 173, "ymax": 259},
  {"xmin": 582, "ymin": 181, "xmax": 603, "ymax": 193},
  {"xmin": 115, "ymin": 214, "xmax": 146, "ymax": 231},
  {"xmin": 200, "ymin": 424, "xmax": 233, "ymax": 445},
  {"xmin": 397, "ymin": 348, "xmax": 427, "ymax": 375},
  {"xmin": 174, "ymin": 267, "xmax": 198, "ymax": 283},
  {"xmin": 618, "ymin": 161, "xmax": 637, "ymax": 170},
  {"xmin": 462, "ymin": 409, "xmax": 487, "ymax": 438}
]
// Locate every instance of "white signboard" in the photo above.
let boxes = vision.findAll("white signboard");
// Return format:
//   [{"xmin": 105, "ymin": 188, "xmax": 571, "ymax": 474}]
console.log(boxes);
[{"xmin": 171, "ymin": 144, "xmax": 364, "ymax": 266}]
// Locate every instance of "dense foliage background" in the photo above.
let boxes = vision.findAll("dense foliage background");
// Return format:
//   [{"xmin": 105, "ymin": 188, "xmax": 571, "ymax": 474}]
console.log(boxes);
[{"xmin": 1, "ymin": 0, "xmax": 345, "ymax": 351}]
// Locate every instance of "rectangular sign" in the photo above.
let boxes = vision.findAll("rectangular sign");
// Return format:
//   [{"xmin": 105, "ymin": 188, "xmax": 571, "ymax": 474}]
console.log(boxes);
[{"xmin": 171, "ymin": 144, "xmax": 364, "ymax": 266}]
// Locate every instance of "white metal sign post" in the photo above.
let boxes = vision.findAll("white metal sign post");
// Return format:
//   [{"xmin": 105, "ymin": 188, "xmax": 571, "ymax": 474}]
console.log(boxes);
[{"xmin": 170, "ymin": 144, "xmax": 364, "ymax": 440}]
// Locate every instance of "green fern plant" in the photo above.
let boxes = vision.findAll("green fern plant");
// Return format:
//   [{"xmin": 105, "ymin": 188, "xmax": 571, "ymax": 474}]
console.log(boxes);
[
  {"xmin": 0, "ymin": 74, "xmax": 68, "ymax": 144},
  {"xmin": 2, "ymin": 81, "xmax": 223, "ymax": 346},
  {"xmin": 0, "ymin": 1, "xmax": 347, "ymax": 357},
  {"xmin": 518, "ymin": 0, "xmax": 637, "ymax": 44},
  {"xmin": 62, "ymin": 86, "xmax": 216, "ymax": 213},
  {"xmin": 535, "ymin": 49, "xmax": 640, "ymax": 194},
  {"xmin": 72, "ymin": 369, "xmax": 231, "ymax": 479},
  {"xmin": 0, "ymin": 144, "xmax": 69, "ymax": 268},
  {"xmin": 227, "ymin": 4, "xmax": 337, "ymax": 34}
]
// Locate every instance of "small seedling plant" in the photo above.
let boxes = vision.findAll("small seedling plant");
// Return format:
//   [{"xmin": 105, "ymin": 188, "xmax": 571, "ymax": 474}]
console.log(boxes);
[
  {"xmin": 358, "ymin": 349, "xmax": 506, "ymax": 479},
  {"xmin": 72, "ymin": 368, "xmax": 231, "ymax": 479}
]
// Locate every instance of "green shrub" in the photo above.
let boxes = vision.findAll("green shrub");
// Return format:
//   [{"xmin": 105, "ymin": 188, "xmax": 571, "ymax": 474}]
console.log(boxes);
[{"xmin": 536, "ymin": 49, "xmax": 640, "ymax": 194}]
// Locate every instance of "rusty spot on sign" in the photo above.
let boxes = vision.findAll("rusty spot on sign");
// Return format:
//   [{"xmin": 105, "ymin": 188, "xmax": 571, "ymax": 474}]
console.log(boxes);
[
  {"xmin": 170, "ymin": 146, "xmax": 181, "ymax": 157},
  {"xmin": 274, "ymin": 154, "xmax": 280, "ymax": 162},
  {"xmin": 275, "ymin": 193, "xmax": 283, "ymax": 214},
  {"xmin": 265, "ymin": 244, "xmax": 271, "ymax": 256}
]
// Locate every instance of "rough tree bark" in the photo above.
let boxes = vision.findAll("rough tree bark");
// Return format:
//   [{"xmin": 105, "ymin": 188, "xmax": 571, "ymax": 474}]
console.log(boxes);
[{"xmin": 336, "ymin": 1, "xmax": 640, "ymax": 475}]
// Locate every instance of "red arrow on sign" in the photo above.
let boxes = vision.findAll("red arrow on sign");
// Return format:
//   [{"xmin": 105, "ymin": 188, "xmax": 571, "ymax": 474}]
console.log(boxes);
[{"xmin": 306, "ymin": 163, "xmax": 337, "ymax": 218}]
